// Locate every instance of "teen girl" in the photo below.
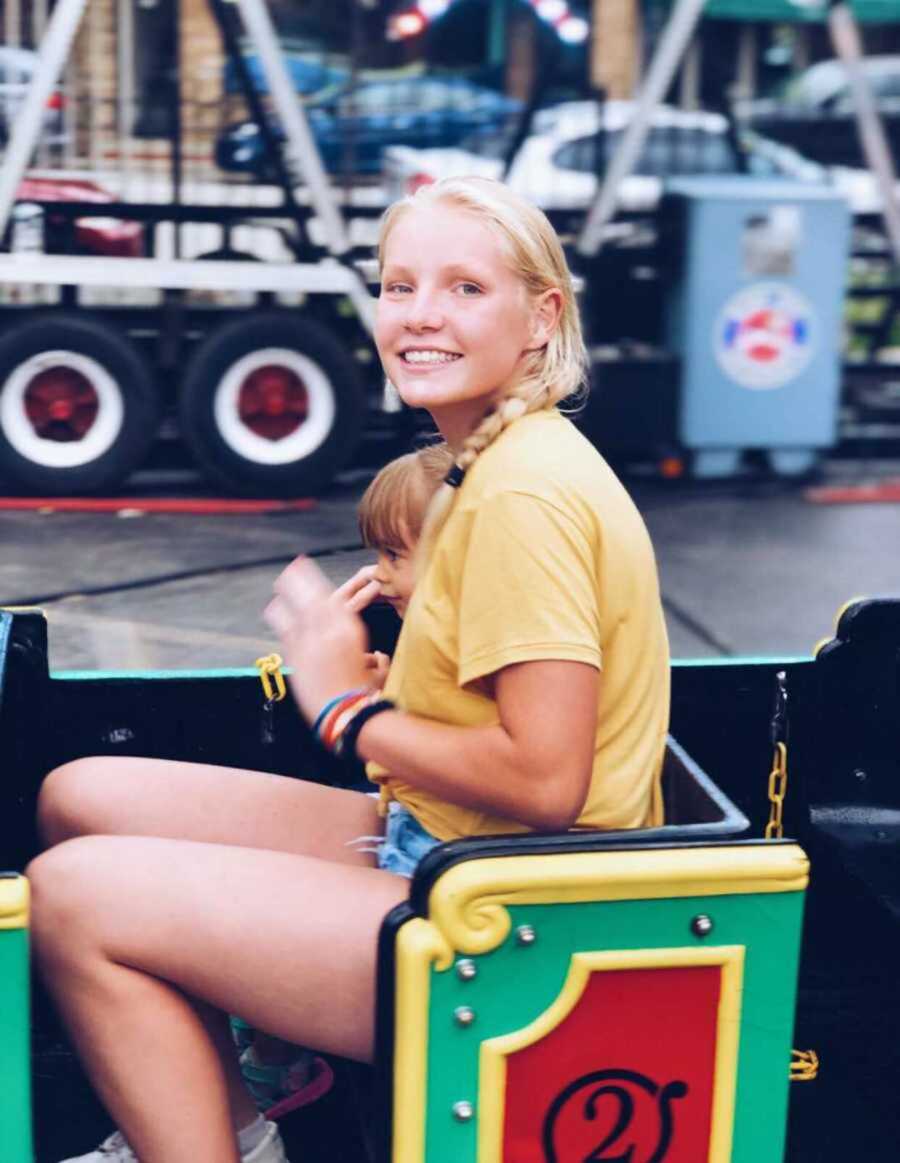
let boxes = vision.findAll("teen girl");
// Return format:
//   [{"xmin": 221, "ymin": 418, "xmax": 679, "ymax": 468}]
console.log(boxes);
[{"xmin": 28, "ymin": 177, "xmax": 670, "ymax": 1163}]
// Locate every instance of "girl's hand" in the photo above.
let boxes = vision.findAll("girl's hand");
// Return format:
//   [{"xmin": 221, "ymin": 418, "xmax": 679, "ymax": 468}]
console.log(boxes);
[
  {"xmin": 365, "ymin": 650, "xmax": 391, "ymax": 690},
  {"xmin": 264, "ymin": 557, "xmax": 371, "ymax": 723},
  {"xmin": 332, "ymin": 564, "xmax": 381, "ymax": 614}
]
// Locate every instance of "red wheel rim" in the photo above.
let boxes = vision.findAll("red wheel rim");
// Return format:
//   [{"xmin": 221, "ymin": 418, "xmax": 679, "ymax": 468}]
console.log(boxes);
[
  {"xmin": 237, "ymin": 364, "xmax": 309, "ymax": 441},
  {"xmin": 23, "ymin": 366, "xmax": 100, "ymax": 442}
]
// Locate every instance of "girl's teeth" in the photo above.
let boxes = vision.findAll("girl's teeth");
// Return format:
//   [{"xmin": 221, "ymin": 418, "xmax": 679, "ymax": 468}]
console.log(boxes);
[{"xmin": 403, "ymin": 351, "xmax": 460, "ymax": 364}]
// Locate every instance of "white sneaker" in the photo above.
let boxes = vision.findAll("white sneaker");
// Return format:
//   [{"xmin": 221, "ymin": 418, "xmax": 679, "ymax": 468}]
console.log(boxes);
[
  {"xmin": 243, "ymin": 1120, "xmax": 290, "ymax": 1163},
  {"xmin": 59, "ymin": 1132, "xmax": 136, "ymax": 1162},
  {"xmin": 60, "ymin": 1120, "xmax": 290, "ymax": 1162}
]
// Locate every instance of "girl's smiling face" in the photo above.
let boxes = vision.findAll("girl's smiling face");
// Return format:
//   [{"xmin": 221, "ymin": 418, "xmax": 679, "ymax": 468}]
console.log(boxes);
[{"xmin": 376, "ymin": 202, "xmax": 545, "ymax": 445}]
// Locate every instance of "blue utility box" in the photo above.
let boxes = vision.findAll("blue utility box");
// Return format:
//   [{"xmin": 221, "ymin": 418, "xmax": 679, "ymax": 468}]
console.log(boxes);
[{"xmin": 663, "ymin": 177, "xmax": 850, "ymax": 477}]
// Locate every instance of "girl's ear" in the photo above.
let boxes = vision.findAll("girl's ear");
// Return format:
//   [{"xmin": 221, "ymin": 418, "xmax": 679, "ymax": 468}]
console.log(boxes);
[{"xmin": 527, "ymin": 288, "xmax": 563, "ymax": 350}]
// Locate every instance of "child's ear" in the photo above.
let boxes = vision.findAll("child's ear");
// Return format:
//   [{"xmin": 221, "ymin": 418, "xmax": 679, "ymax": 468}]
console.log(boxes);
[{"xmin": 527, "ymin": 289, "xmax": 563, "ymax": 351}]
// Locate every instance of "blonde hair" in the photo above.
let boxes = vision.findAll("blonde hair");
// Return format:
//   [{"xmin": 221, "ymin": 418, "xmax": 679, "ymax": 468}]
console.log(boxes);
[
  {"xmin": 358, "ymin": 442, "xmax": 454, "ymax": 550},
  {"xmin": 377, "ymin": 176, "xmax": 589, "ymax": 571}
]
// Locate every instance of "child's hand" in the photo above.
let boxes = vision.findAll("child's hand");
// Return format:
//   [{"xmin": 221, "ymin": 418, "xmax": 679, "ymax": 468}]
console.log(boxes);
[
  {"xmin": 265, "ymin": 557, "xmax": 371, "ymax": 723},
  {"xmin": 365, "ymin": 650, "xmax": 391, "ymax": 690},
  {"xmin": 333, "ymin": 565, "xmax": 381, "ymax": 614}
]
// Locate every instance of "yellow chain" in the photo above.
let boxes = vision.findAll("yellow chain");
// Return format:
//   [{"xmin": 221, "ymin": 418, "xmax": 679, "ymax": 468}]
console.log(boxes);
[
  {"xmin": 763, "ymin": 674, "xmax": 819, "ymax": 1081},
  {"xmin": 765, "ymin": 741, "xmax": 788, "ymax": 840},
  {"xmin": 790, "ymin": 1049, "xmax": 819, "ymax": 1082},
  {"xmin": 254, "ymin": 653, "xmax": 286, "ymax": 704}
]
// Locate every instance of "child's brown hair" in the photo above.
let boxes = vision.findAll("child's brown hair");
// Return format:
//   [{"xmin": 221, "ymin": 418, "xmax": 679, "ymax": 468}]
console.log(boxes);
[{"xmin": 358, "ymin": 443, "xmax": 454, "ymax": 550}]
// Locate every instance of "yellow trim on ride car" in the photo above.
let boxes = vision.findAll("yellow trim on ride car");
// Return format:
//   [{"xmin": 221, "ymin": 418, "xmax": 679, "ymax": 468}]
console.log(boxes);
[
  {"xmin": 0, "ymin": 876, "xmax": 29, "ymax": 930},
  {"xmin": 393, "ymin": 918, "xmax": 453, "ymax": 1163},
  {"xmin": 426, "ymin": 845, "xmax": 808, "ymax": 957}
]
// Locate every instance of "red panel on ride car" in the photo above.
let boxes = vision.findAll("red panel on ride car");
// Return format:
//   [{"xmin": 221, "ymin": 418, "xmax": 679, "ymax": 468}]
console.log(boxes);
[{"xmin": 502, "ymin": 965, "xmax": 720, "ymax": 1163}]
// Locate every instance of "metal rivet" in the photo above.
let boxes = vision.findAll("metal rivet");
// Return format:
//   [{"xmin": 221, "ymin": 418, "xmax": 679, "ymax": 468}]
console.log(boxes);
[
  {"xmin": 452, "ymin": 1100, "xmax": 474, "ymax": 1122},
  {"xmin": 515, "ymin": 923, "xmax": 536, "ymax": 946},
  {"xmin": 456, "ymin": 958, "xmax": 477, "ymax": 981},
  {"xmin": 691, "ymin": 914, "xmax": 714, "ymax": 938},
  {"xmin": 454, "ymin": 1005, "xmax": 476, "ymax": 1027}
]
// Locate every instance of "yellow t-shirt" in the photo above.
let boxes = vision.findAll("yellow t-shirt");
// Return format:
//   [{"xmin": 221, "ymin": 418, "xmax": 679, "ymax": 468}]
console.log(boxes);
[{"xmin": 368, "ymin": 408, "xmax": 670, "ymax": 841}]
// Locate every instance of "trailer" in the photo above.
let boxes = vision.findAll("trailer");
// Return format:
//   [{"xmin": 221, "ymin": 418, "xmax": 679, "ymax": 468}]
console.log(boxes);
[
  {"xmin": 0, "ymin": 0, "xmax": 390, "ymax": 497},
  {"xmin": 1, "ymin": 0, "xmax": 900, "ymax": 497}
]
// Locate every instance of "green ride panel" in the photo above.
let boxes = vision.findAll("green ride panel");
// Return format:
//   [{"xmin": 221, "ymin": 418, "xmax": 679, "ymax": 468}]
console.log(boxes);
[
  {"xmin": 0, "ymin": 925, "xmax": 33, "ymax": 1163},
  {"xmin": 422, "ymin": 890, "xmax": 804, "ymax": 1163}
]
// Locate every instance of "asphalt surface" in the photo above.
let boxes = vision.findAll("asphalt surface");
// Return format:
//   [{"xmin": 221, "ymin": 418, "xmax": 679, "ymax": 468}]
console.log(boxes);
[{"xmin": 2, "ymin": 454, "xmax": 899, "ymax": 672}]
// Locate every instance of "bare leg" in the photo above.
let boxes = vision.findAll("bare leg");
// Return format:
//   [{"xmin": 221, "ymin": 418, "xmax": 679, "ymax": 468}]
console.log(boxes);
[
  {"xmin": 37, "ymin": 755, "xmax": 382, "ymax": 862},
  {"xmin": 28, "ymin": 833, "xmax": 407, "ymax": 1163},
  {"xmin": 33, "ymin": 756, "xmax": 394, "ymax": 1158}
]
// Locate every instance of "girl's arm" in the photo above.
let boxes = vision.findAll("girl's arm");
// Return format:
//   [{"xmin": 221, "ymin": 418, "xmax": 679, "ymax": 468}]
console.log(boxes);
[
  {"xmin": 358, "ymin": 658, "xmax": 597, "ymax": 831},
  {"xmin": 265, "ymin": 558, "xmax": 597, "ymax": 832}
]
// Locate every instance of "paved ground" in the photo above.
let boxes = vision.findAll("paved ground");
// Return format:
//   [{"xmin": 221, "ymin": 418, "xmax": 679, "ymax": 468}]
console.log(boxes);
[{"xmin": 3, "ymin": 454, "xmax": 899, "ymax": 672}]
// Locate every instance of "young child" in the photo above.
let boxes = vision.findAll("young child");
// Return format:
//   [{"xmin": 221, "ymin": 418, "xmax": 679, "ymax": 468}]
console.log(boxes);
[
  {"xmin": 234, "ymin": 441, "xmax": 453, "ymax": 1118},
  {"xmin": 359, "ymin": 441, "xmax": 454, "ymax": 616}
]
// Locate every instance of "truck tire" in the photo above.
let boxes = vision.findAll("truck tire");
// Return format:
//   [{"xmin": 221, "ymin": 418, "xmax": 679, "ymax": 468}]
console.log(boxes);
[
  {"xmin": 179, "ymin": 311, "xmax": 365, "ymax": 497},
  {"xmin": 0, "ymin": 313, "xmax": 161, "ymax": 494}
]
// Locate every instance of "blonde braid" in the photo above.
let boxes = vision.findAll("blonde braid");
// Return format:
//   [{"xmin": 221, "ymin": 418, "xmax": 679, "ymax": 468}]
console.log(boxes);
[{"xmin": 415, "ymin": 382, "xmax": 548, "ymax": 574}]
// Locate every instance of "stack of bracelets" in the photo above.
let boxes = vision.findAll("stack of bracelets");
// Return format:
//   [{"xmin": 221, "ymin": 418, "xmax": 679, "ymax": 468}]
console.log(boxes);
[{"xmin": 312, "ymin": 688, "xmax": 396, "ymax": 761}]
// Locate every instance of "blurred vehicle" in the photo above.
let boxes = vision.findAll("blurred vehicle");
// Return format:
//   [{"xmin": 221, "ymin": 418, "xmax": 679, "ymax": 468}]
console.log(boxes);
[
  {"xmin": 744, "ymin": 134, "xmax": 891, "ymax": 217},
  {"xmin": 735, "ymin": 56, "xmax": 900, "ymax": 167},
  {"xmin": 0, "ymin": 45, "xmax": 65, "ymax": 147},
  {"xmin": 223, "ymin": 50, "xmax": 348, "ymax": 99},
  {"xmin": 13, "ymin": 177, "xmax": 143, "ymax": 258},
  {"xmin": 215, "ymin": 75, "xmax": 523, "ymax": 177},
  {"xmin": 383, "ymin": 100, "xmax": 833, "ymax": 213}
]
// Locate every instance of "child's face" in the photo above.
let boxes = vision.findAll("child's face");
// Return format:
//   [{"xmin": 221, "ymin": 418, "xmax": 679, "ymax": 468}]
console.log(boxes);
[{"xmin": 373, "ymin": 536, "xmax": 417, "ymax": 618}]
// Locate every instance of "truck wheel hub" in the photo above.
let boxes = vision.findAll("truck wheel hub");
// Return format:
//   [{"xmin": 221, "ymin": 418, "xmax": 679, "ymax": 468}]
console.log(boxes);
[
  {"xmin": 24, "ymin": 368, "xmax": 99, "ymax": 441},
  {"xmin": 238, "ymin": 365, "xmax": 309, "ymax": 440}
]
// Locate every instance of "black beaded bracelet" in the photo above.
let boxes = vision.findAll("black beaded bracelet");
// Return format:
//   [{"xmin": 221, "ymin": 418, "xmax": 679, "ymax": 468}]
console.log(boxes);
[
  {"xmin": 335, "ymin": 698, "xmax": 396, "ymax": 761},
  {"xmin": 444, "ymin": 463, "xmax": 466, "ymax": 488}
]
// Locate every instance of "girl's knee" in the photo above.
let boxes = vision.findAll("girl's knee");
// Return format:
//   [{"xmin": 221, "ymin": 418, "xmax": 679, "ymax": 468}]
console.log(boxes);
[
  {"xmin": 37, "ymin": 757, "xmax": 115, "ymax": 847},
  {"xmin": 26, "ymin": 837, "xmax": 108, "ymax": 961}
]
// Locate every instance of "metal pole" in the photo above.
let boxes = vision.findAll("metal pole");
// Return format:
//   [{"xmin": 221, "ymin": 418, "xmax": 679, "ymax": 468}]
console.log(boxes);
[
  {"xmin": 207, "ymin": 0, "xmax": 306, "ymax": 224},
  {"xmin": 343, "ymin": 0, "xmax": 362, "ymax": 200},
  {"xmin": 234, "ymin": 0, "xmax": 350, "ymax": 257},
  {"xmin": 171, "ymin": 0, "xmax": 183, "ymax": 257},
  {"xmin": 792, "ymin": 25, "xmax": 810, "ymax": 74},
  {"xmin": 735, "ymin": 23, "xmax": 756, "ymax": 101},
  {"xmin": 87, "ymin": 0, "xmax": 102, "ymax": 174},
  {"xmin": 34, "ymin": 0, "xmax": 50, "ymax": 168},
  {"xmin": 679, "ymin": 36, "xmax": 701, "ymax": 110},
  {"xmin": 4, "ymin": 0, "xmax": 23, "ymax": 183},
  {"xmin": 118, "ymin": 0, "xmax": 135, "ymax": 190},
  {"xmin": 827, "ymin": 0, "xmax": 900, "ymax": 266},
  {"xmin": 0, "ymin": 0, "xmax": 88, "ymax": 240},
  {"xmin": 7, "ymin": 0, "xmax": 22, "ymax": 48},
  {"xmin": 576, "ymin": 0, "xmax": 707, "ymax": 257}
]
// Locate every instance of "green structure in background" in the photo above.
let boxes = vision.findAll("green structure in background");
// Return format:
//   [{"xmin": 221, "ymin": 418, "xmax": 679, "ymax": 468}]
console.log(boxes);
[
  {"xmin": 0, "ymin": 874, "xmax": 32, "ymax": 1163},
  {"xmin": 679, "ymin": 0, "xmax": 900, "ymax": 22}
]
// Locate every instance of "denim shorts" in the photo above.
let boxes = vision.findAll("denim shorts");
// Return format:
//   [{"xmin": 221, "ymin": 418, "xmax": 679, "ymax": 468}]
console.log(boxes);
[{"xmin": 376, "ymin": 801, "xmax": 442, "ymax": 878}]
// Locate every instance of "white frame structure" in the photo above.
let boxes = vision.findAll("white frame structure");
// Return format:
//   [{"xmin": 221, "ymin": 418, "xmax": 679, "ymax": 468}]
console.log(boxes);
[
  {"xmin": 0, "ymin": 0, "xmax": 375, "ymax": 330},
  {"xmin": 1, "ymin": 0, "xmax": 896, "ymax": 293},
  {"xmin": 576, "ymin": 0, "xmax": 900, "ymax": 261}
]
